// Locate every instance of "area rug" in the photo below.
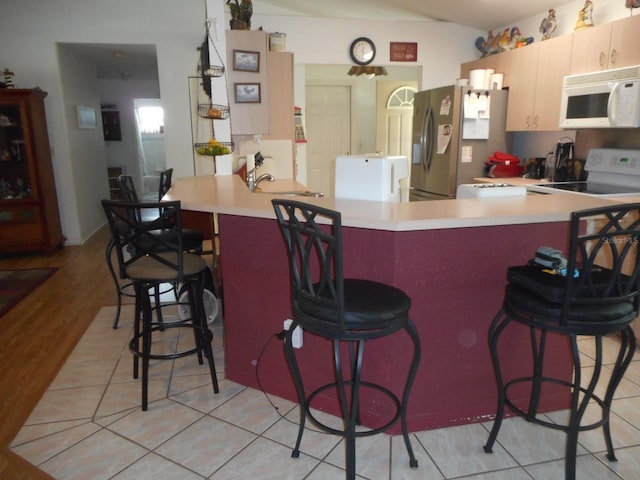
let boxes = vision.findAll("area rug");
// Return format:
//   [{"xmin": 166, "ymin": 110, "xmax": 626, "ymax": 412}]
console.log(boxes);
[{"xmin": 0, "ymin": 268, "xmax": 58, "ymax": 318}]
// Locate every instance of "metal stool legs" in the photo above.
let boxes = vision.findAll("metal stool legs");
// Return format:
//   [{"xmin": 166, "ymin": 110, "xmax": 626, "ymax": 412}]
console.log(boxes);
[
  {"xmin": 484, "ymin": 309, "xmax": 636, "ymax": 480},
  {"xmin": 130, "ymin": 273, "xmax": 219, "ymax": 411},
  {"xmin": 285, "ymin": 318, "xmax": 421, "ymax": 479}
]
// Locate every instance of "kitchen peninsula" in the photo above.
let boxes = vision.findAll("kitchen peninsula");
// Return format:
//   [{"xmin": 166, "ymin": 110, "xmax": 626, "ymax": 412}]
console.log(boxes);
[{"xmin": 165, "ymin": 175, "xmax": 617, "ymax": 432}]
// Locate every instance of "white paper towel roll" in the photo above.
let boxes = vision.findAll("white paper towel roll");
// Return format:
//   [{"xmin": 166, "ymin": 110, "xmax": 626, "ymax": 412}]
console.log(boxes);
[
  {"xmin": 469, "ymin": 69, "xmax": 486, "ymax": 90},
  {"xmin": 490, "ymin": 73, "xmax": 504, "ymax": 90}
]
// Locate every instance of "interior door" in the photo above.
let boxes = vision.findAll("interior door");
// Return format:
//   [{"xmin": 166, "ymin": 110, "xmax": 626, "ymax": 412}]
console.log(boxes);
[
  {"xmin": 305, "ymin": 85, "xmax": 351, "ymax": 196},
  {"xmin": 375, "ymin": 81, "xmax": 417, "ymax": 158}
]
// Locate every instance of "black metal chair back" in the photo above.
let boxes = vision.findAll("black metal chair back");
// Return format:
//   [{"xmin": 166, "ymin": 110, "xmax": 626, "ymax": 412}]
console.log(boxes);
[
  {"xmin": 102, "ymin": 199, "xmax": 185, "ymax": 283},
  {"xmin": 159, "ymin": 168, "xmax": 174, "ymax": 201},
  {"xmin": 272, "ymin": 199, "xmax": 346, "ymax": 336},
  {"xmin": 562, "ymin": 204, "xmax": 640, "ymax": 321},
  {"xmin": 117, "ymin": 175, "xmax": 139, "ymax": 202}
]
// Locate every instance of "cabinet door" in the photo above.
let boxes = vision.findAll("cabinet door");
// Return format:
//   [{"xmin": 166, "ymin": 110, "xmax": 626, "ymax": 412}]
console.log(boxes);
[
  {"xmin": 0, "ymin": 89, "xmax": 62, "ymax": 254},
  {"xmin": 0, "ymin": 102, "xmax": 36, "ymax": 200},
  {"xmin": 264, "ymin": 51, "xmax": 294, "ymax": 140},
  {"xmin": 534, "ymin": 35, "xmax": 573, "ymax": 131},
  {"xmin": 503, "ymin": 44, "xmax": 539, "ymax": 131},
  {"xmin": 570, "ymin": 23, "xmax": 613, "ymax": 74},
  {"xmin": 608, "ymin": 14, "xmax": 640, "ymax": 69},
  {"xmin": 226, "ymin": 30, "xmax": 270, "ymax": 135}
]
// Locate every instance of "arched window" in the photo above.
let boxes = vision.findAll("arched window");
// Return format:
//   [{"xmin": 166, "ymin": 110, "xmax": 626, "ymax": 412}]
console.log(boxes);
[{"xmin": 386, "ymin": 86, "xmax": 417, "ymax": 109}]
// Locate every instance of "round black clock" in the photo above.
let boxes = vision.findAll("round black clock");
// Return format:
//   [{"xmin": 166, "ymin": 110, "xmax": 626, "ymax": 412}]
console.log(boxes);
[{"xmin": 349, "ymin": 37, "xmax": 376, "ymax": 66}]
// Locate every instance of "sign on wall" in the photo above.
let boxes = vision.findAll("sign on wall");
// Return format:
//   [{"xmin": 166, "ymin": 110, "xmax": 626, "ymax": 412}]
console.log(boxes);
[{"xmin": 390, "ymin": 42, "xmax": 418, "ymax": 62}]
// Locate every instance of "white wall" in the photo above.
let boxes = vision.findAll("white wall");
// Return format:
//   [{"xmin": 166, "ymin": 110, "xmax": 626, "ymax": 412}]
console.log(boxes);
[
  {"xmin": 0, "ymin": 0, "xmax": 225, "ymax": 244},
  {"xmin": 251, "ymin": 15, "xmax": 483, "ymax": 92}
]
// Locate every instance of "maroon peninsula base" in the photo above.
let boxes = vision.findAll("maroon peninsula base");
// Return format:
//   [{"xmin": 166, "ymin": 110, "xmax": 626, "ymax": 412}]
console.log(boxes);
[{"xmin": 218, "ymin": 213, "xmax": 573, "ymax": 433}]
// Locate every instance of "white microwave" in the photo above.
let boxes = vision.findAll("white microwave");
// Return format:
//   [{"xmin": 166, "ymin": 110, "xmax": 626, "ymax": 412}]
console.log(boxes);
[{"xmin": 559, "ymin": 65, "xmax": 640, "ymax": 129}]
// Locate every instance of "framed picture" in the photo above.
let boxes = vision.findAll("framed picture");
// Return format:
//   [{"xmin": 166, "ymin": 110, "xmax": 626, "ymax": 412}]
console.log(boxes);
[
  {"xmin": 101, "ymin": 110, "xmax": 122, "ymax": 141},
  {"xmin": 233, "ymin": 50, "xmax": 260, "ymax": 72},
  {"xmin": 234, "ymin": 83, "xmax": 261, "ymax": 104},
  {"xmin": 76, "ymin": 105, "xmax": 97, "ymax": 129}
]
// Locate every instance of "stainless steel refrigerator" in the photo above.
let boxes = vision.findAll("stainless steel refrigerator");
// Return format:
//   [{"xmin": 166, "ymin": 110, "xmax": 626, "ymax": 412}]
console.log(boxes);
[{"xmin": 410, "ymin": 86, "xmax": 510, "ymax": 200}]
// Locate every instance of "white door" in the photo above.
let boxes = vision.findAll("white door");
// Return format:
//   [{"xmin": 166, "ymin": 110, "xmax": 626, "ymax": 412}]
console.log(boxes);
[
  {"xmin": 305, "ymin": 85, "xmax": 351, "ymax": 196},
  {"xmin": 376, "ymin": 82, "xmax": 417, "ymax": 158}
]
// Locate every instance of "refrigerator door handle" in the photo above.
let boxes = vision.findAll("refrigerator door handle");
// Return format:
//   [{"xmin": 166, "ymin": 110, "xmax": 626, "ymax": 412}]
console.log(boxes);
[
  {"xmin": 420, "ymin": 106, "xmax": 431, "ymax": 171},
  {"xmin": 425, "ymin": 107, "xmax": 435, "ymax": 172}
]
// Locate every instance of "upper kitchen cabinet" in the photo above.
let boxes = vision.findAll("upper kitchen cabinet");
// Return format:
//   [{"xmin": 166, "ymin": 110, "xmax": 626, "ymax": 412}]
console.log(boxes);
[
  {"xmin": 226, "ymin": 30, "xmax": 295, "ymax": 139},
  {"xmin": 0, "ymin": 89, "xmax": 63, "ymax": 255},
  {"xmin": 570, "ymin": 14, "xmax": 640, "ymax": 74},
  {"xmin": 263, "ymin": 51, "xmax": 294, "ymax": 141},
  {"xmin": 226, "ymin": 29, "xmax": 270, "ymax": 135},
  {"xmin": 504, "ymin": 35, "xmax": 572, "ymax": 131},
  {"xmin": 461, "ymin": 35, "xmax": 571, "ymax": 131}
]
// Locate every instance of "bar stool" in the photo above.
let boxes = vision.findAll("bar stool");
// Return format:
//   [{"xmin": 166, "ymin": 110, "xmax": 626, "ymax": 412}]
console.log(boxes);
[
  {"xmin": 271, "ymin": 199, "xmax": 421, "ymax": 479},
  {"xmin": 101, "ymin": 199, "xmax": 219, "ymax": 410},
  {"xmin": 106, "ymin": 175, "xmax": 204, "ymax": 329},
  {"xmin": 483, "ymin": 203, "xmax": 640, "ymax": 480}
]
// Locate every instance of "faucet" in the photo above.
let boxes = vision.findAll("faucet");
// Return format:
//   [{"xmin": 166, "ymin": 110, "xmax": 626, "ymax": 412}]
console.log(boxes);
[{"xmin": 247, "ymin": 167, "xmax": 275, "ymax": 192}]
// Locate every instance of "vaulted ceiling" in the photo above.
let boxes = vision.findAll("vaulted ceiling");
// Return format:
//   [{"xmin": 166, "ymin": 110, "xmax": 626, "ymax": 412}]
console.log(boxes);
[{"xmin": 255, "ymin": 0, "xmax": 578, "ymax": 31}]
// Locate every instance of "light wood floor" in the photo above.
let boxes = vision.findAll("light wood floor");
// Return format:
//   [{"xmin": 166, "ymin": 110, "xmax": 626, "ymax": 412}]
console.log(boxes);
[{"xmin": 0, "ymin": 227, "xmax": 115, "ymax": 480}]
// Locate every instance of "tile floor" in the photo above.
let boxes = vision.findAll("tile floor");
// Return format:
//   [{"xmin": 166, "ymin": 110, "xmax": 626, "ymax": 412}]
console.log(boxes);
[{"xmin": 10, "ymin": 305, "xmax": 640, "ymax": 479}]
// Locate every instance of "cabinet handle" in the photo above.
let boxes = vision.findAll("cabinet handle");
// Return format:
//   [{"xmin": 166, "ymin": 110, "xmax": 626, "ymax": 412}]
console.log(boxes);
[
  {"xmin": 610, "ymin": 49, "xmax": 617, "ymax": 65},
  {"xmin": 533, "ymin": 115, "xmax": 538, "ymax": 129},
  {"xmin": 526, "ymin": 115, "xmax": 531, "ymax": 128},
  {"xmin": 599, "ymin": 51, "xmax": 606, "ymax": 66}
]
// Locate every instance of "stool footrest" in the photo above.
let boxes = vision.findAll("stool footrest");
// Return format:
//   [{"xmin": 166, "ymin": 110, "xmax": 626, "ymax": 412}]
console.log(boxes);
[
  {"xmin": 129, "ymin": 323, "xmax": 203, "ymax": 361},
  {"xmin": 504, "ymin": 375, "xmax": 608, "ymax": 432},
  {"xmin": 305, "ymin": 381, "xmax": 402, "ymax": 438}
]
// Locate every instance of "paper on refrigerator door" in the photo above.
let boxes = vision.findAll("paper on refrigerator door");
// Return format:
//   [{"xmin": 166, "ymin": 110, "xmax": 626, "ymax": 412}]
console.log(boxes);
[{"xmin": 437, "ymin": 124, "xmax": 452, "ymax": 153}]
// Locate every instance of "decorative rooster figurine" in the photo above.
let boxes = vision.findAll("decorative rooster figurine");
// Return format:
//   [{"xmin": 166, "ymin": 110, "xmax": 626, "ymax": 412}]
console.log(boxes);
[
  {"xmin": 227, "ymin": 0, "xmax": 252, "ymax": 30},
  {"xmin": 539, "ymin": 9, "xmax": 557, "ymax": 40}
]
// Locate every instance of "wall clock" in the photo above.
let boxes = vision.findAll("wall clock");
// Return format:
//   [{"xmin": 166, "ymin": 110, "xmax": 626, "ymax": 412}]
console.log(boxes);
[{"xmin": 349, "ymin": 37, "xmax": 376, "ymax": 66}]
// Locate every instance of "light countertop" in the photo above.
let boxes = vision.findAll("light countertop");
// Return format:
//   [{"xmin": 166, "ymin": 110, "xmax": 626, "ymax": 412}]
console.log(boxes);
[{"xmin": 165, "ymin": 175, "xmax": 627, "ymax": 232}]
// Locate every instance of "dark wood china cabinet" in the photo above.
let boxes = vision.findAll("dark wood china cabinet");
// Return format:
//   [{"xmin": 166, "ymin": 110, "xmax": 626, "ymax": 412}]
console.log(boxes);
[{"xmin": 0, "ymin": 89, "xmax": 63, "ymax": 255}]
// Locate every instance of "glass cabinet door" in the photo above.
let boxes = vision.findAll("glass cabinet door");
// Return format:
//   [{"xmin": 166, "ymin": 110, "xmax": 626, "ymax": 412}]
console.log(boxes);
[{"xmin": 0, "ymin": 103, "xmax": 32, "ymax": 201}]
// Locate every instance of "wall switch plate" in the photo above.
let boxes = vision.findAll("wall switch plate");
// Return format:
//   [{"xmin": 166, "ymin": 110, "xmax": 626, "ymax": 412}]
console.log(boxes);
[{"xmin": 284, "ymin": 319, "xmax": 303, "ymax": 349}]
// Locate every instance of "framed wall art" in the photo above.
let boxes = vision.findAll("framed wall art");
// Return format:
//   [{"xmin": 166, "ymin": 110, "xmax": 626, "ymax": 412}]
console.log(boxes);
[
  {"xmin": 233, "ymin": 50, "xmax": 260, "ymax": 72},
  {"xmin": 76, "ymin": 105, "xmax": 97, "ymax": 129},
  {"xmin": 234, "ymin": 83, "xmax": 261, "ymax": 104}
]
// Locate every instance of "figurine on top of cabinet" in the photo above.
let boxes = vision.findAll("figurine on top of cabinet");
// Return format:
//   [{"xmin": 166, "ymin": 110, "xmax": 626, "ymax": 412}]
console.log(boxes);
[
  {"xmin": 539, "ymin": 9, "xmax": 557, "ymax": 40},
  {"xmin": 575, "ymin": 0, "xmax": 594, "ymax": 30},
  {"xmin": 2, "ymin": 68, "xmax": 15, "ymax": 88},
  {"xmin": 475, "ymin": 26, "xmax": 533, "ymax": 57},
  {"xmin": 227, "ymin": 0, "xmax": 253, "ymax": 30}
]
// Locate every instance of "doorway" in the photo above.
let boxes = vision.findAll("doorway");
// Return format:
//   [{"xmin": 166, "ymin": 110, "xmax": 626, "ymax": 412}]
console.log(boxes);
[
  {"xmin": 305, "ymin": 85, "xmax": 351, "ymax": 196},
  {"xmin": 134, "ymin": 99, "xmax": 166, "ymax": 200},
  {"xmin": 303, "ymin": 65, "xmax": 421, "ymax": 194},
  {"xmin": 376, "ymin": 82, "xmax": 417, "ymax": 157}
]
